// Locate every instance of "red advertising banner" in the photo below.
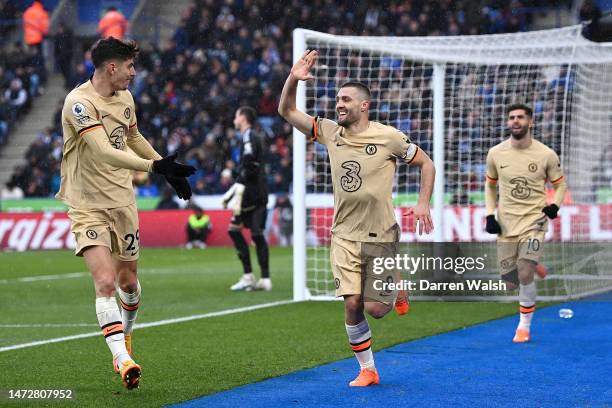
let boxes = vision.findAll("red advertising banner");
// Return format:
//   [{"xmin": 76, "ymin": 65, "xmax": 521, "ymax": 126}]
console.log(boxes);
[
  {"xmin": 309, "ymin": 204, "xmax": 612, "ymax": 244},
  {"xmin": 0, "ymin": 205, "xmax": 610, "ymax": 251},
  {"xmin": 0, "ymin": 210, "xmax": 278, "ymax": 251}
]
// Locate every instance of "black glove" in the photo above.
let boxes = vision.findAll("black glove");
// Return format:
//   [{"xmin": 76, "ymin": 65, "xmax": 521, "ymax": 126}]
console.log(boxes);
[
  {"xmin": 165, "ymin": 176, "xmax": 192, "ymax": 200},
  {"xmin": 542, "ymin": 204, "xmax": 559, "ymax": 219},
  {"xmin": 152, "ymin": 154, "xmax": 196, "ymax": 177},
  {"xmin": 485, "ymin": 215, "xmax": 501, "ymax": 234}
]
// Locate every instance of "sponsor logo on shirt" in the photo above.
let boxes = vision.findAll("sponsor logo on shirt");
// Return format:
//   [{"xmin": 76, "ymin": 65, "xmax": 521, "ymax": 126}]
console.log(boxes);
[{"xmin": 109, "ymin": 126, "xmax": 126, "ymax": 150}]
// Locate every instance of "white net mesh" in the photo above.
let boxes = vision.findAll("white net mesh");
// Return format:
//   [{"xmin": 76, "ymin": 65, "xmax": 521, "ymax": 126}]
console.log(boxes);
[{"xmin": 297, "ymin": 26, "xmax": 612, "ymax": 300}]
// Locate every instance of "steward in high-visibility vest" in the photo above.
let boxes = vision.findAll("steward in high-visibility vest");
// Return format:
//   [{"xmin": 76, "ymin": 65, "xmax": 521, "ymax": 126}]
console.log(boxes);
[
  {"xmin": 188, "ymin": 213, "xmax": 210, "ymax": 231},
  {"xmin": 186, "ymin": 207, "xmax": 211, "ymax": 249},
  {"xmin": 98, "ymin": 7, "xmax": 128, "ymax": 39},
  {"xmin": 23, "ymin": 1, "xmax": 49, "ymax": 46}
]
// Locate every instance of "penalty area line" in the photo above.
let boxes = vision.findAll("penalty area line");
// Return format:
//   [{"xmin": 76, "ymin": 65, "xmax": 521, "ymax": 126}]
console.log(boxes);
[{"xmin": 0, "ymin": 299, "xmax": 295, "ymax": 353}]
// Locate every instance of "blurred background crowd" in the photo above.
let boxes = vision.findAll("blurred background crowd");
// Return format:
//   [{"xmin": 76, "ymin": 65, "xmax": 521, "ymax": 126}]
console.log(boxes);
[{"xmin": 1, "ymin": 0, "xmax": 598, "ymax": 202}]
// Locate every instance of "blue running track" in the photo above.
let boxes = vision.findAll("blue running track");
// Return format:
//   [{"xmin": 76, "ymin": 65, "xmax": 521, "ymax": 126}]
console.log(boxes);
[{"xmin": 172, "ymin": 301, "xmax": 612, "ymax": 408}]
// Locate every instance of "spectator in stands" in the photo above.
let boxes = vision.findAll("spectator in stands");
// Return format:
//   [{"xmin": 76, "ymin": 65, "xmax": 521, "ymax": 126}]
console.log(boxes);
[
  {"xmin": 137, "ymin": 177, "xmax": 160, "ymax": 197},
  {"xmin": 579, "ymin": 0, "xmax": 601, "ymax": 23},
  {"xmin": 257, "ymin": 85, "xmax": 279, "ymax": 130},
  {"xmin": 192, "ymin": 179, "xmax": 209, "ymax": 195},
  {"xmin": 216, "ymin": 168, "xmax": 233, "ymax": 195},
  {"xmin": 0, "ymin": 94, "xmax": 10, "ymax": 144},
  {"xmin": 275, "ymin": 195, "xmax": 293, "ymax": 246},
  {"xmin": 9, "ymin": 0, "xmax": 559, "ymax": 200},
  {"xmin": 1, "ymin": 180, "xmax": 24, "ymax": 200},
  {"xmin": 98, "ymin": 7, "xmax": 128, "ymax": 39},
  {"xmin": 25, "ymin": 167, "xmax": 48, "ymax": 197},
  {"xmin": 4, "ymin": 78, "xmax": 27, "ymax": 121},
  {"xmin": 156, "ymin": 188, "xmax": 180, "ymax": 209},
  {"xmin": 54, "ymin": 22, "xmax": 74, "ymax": 88},
  {"xmin": 580, "ymin": 0, "xmax": 603, "ymax": 40},
  {"xmin": 0, "ymin": 0, "xmax": 17, "ymax": 38},
  {"xmin": 185, "ymin": 205, "xmax": 212, "ymax": 249},
  {"xmin": 70, "ymin": 63, "xmax": 90, "ymax": 88},
  {"xmin": 23, "ymin": 63, "xmax": 41, "ymax": 97}
]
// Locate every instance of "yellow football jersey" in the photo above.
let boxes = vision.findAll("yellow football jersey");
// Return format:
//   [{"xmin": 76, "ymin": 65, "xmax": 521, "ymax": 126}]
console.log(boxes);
[
  {"xmin": 56, "ymin": 80, "xmax": 149, "ymax": 209},
  {"xmin": 486, "ymin": 139, "xmax": 564, "ymax": 237},
  {"xmin": 313, "ymin": 118, "xmax": 418, "ymax": 242}
]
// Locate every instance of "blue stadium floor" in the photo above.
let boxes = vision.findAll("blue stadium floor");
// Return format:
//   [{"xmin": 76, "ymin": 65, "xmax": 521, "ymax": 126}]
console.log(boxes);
[{"xmin": 172, "ymin": 300, "xmax": 612, "ymax": 408}]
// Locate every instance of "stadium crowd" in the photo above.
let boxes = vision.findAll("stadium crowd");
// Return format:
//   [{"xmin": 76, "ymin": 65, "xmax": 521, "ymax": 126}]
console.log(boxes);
[
  {"xmin": 0, "ymin": 42, "xmax": 46, "ymax": 148},
  {"xmin": 4, "ymin": 0, "xmax": 572, "ymax": 198}
]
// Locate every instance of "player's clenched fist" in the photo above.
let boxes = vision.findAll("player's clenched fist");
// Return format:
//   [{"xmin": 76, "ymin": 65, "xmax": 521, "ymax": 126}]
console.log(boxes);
[
  {"xmin": 290, "ymin": 49, "xmax": 318, "ymax": 81},
  {"xmin": 542, "ymin": 204, "xmax": 559, "ymax": 219},
  {"xmin": 485, "ymin": 214, "xmax": 502, "ymax": 234}
]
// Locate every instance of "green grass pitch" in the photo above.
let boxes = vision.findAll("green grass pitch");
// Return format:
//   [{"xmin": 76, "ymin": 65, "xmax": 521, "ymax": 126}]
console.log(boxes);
[{"xmin": 0, "ymin": 247, "xmax": 519, "ymax": 407}]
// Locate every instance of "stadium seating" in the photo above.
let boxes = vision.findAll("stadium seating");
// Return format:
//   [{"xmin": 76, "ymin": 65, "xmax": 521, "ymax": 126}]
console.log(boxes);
[
  {"xmin": 7, "ymin": 0, "xmax": 570, "ymax": 198},
  {"xmin": 0, "ymin": 0, "xmax": 58, "ymax": 159}
]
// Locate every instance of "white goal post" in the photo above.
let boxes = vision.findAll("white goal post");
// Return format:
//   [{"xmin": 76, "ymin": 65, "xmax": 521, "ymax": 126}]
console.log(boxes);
[{"xmin": 292, "ymin": 26, "xmax": 612, "ymax": 302}]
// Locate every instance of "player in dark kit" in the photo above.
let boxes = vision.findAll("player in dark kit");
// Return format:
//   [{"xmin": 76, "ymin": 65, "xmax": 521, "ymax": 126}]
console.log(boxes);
[{"xmin": 223, "ymin": 106, "xmax": 271, "ymax": 291}]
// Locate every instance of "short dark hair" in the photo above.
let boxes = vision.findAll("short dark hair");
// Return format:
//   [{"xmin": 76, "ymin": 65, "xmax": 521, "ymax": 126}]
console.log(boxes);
[
  {"xmin": 91, "ymin": 37, "xmax": 139, "ymax": 69},
  {"xmin": 237, "ymin": 106, "xmax": 257, "ymax": 125},
  {"xmin": 507, "ymin": 103, "xmax": 533, "ymax": 118},
  {"xmin": 339, "ymin": 81, "xmax": 371, "ymax": 100}
]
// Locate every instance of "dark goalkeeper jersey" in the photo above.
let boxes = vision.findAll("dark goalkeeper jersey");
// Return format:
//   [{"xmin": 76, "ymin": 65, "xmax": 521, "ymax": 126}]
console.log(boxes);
[{"xmin": 237, "ymin": 127, "xmax": 268, "ymax": 210}]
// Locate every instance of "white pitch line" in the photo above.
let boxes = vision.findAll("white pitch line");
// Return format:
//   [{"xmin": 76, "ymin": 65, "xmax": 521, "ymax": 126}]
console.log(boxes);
[
  {"xmin": 0, "ymin": 266, "xmax": 211, "ymax": 284},
  {"xmin": 0, "ymin": 272, "xmax": 89, "ymax": 284},
  {"xmin": 0, "ymin": 299, "xmax": 294, "ymax": 353}
]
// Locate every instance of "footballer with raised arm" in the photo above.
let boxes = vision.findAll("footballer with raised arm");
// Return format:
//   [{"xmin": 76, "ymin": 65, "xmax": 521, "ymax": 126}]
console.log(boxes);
[
  {"xmin": 56, "ymin": 37, "xmax": 195, "ymax": 389},
  {"xmin": 278, "ymin": 50, "xmax": 435, "ymax": 387},
  {"xmin": 485, "ymin": 103, "xmax": 567, "ymax": 343}
]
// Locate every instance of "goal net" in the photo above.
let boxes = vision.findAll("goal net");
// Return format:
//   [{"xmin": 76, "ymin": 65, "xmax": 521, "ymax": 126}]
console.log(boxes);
[{"xmin": 292, "ymin": 25, "xmax": 612, "ymax": 301}]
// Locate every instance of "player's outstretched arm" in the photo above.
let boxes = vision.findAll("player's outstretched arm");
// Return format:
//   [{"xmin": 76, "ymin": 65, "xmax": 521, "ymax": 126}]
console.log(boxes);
[
  {"xmin": 278, "ymin": 49, "xmax": 318, "ymax": 136},
  {"xmin": 408, "ymin": 148, "xmax": 435, "ymax": 235}
]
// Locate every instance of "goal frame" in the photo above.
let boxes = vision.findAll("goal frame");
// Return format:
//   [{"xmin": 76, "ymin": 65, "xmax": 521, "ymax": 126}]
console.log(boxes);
[{"xmin": 291, "ymin": 26, "xmax": 612, "ymax": 302}]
